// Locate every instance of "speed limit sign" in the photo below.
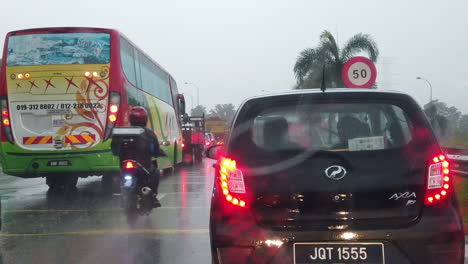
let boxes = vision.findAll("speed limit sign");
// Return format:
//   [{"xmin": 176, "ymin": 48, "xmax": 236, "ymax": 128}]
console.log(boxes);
[{"xmin": 342, "ymin": 56, "xmax": 377, "ymax": 88}]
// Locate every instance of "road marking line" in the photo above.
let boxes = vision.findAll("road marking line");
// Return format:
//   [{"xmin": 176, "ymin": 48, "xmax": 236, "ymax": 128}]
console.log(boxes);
[
  {"xmin": 157, "ymin": 193, "xmax": 167, "ymax": 200},
  {"xmin": 112, "ymin": 193, "xmax": 168, "ymax": 200},
  {"xmin": 0, "ymin": 228, "xmax": 209, "ymax": 237}
]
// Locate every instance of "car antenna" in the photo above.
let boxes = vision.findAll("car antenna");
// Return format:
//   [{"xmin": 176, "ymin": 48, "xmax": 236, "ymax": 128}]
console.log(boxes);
[{"xmin": 320, "ymin": 65, "xmax": 326, "ymax": 92}]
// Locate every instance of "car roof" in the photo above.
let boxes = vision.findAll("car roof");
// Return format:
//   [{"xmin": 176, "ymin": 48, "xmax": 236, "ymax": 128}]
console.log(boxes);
[
  {"xmin": 237, "ymin": 88, "xmax": 412, "ymax": 108},
  {"xmin": 249, "ymin": 88, "xmax": 405, "ymax": 100}
]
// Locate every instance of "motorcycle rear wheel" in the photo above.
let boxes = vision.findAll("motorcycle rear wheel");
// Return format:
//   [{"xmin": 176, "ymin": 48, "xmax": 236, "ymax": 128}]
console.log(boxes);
[{"xmin": 123, "ymin": 193, "xmax": 138, "ymax": 225}]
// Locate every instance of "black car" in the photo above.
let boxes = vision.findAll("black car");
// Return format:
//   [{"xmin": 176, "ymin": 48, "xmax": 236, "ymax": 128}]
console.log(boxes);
[{"xmin": 206, "ymin": 89, "xmax": 464, "ymax": 264}]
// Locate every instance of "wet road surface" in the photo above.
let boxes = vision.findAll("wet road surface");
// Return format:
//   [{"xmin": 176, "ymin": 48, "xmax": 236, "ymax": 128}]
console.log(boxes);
[
  {"xmin": 0, "ymin": 160, "xmax": 214, "ymax": 264},
  {"xmin": 1, "ymin": 160, "xmax": 468, "ymax": 263}
]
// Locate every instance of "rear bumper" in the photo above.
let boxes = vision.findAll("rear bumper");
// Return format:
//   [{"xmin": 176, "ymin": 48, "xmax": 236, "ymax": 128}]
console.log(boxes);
[
  {"xmin": 0, "ymin": 142, "xmax": 119, "ymax": 177},
  {"xmin": 210, "ymin": 203, "xmax": 464, "ymax": 264}
]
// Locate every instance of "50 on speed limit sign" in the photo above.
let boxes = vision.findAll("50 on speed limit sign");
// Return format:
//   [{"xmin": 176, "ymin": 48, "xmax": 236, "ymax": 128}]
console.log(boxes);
[{"xmin": 342, "ymin": 56, "xmax": 377, "ymax": 88}]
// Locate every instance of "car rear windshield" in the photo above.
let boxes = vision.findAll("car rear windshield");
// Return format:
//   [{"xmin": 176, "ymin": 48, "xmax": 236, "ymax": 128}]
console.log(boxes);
[
  {"xmin": 238, "ymin": 102, "xmax": 414, "ymax": 153},
  {"xmin": 7, "ymin": 33, "xmax": 110, "ymax": 66}
]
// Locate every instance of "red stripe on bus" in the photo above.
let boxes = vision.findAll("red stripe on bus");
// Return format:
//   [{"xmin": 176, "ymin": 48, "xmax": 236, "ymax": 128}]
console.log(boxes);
[
  {"xmin": 32, "ymin": 137, "xmax": 43, "ymax": 145},
  {"xmin": 74, "ymin": 135, "xmax": 85, "ymax": 143}
]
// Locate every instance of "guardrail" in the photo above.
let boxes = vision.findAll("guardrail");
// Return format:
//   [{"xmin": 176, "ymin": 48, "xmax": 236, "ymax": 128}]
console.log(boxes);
[{"xmin": 443, "ymin": 148, "xmax": 468, "ymax": 176}]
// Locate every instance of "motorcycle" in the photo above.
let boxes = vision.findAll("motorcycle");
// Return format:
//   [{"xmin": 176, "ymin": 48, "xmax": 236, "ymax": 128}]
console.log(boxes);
[{"xmin": 112, "ymin": 126, "xmax": 158, "ymax": 223}]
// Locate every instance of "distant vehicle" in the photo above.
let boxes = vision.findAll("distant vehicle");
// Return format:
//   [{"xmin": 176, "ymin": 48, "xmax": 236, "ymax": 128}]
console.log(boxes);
[
  {"xmin": 182, "ymin": 114, "xmax": 205, "ymax": 164},
  {"xmin": 0, "ymin": 27, "xmax": 186, "ymax": 191},
  {"xmin": 205, "ymin": 116, "xmax": 229, "ymax": 141},
  {"xmin": 204, "ymin": 133, "xmax": 214, "ymax": 151},
  {"xmin": 206, "ymin": 89, "xmax": 464, "ymax": 264},
  {"xmin": 206, "ymin": 132, "xmax": 215, "ymax": 143},
  {"xmin": 444, "ymin": 147, "xmax": 468, "ymax": 176}
]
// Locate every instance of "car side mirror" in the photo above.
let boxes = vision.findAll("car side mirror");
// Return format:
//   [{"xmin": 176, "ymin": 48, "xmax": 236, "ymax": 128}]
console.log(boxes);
[
  {"xmin": 206, "ymin": 145, "xmax": 224, "ymax": 159},
  {"xmin": 177, "ymin": 94, "xmax": 186, "ymax": 116}
]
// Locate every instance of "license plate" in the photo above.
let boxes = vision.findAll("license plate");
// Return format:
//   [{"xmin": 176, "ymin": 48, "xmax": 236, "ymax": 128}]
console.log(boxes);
[
  {"xmin": 47, "ymin": 160, "xmax": 71, "ymax": 167},
  {"xmin": 294, "ymin": 243, "xmax": 384, "ymax": 264}
]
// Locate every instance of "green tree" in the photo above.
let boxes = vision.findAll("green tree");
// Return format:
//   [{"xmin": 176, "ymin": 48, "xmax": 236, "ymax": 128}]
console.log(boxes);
[
  {"xmin": 293, "ymin": 30, "xmax": 379, "ymax": 89},
  {"xmin": 459, "ymin": 114, "xmax": 468, "ymax": 132},
  {"xmin": 423, "ymin": 100, "xmax": 462, "ymax": 139},
  {"xmin": 424, "ymin": 103, "xmax": 447, "ymax": 138},
  {"xmin": 209, "ymin": 104, "xmax": 236, "ymax": 123},
  {"xmin": 191, "ymin": 105, "xmax": 206, "ymax": 116}
]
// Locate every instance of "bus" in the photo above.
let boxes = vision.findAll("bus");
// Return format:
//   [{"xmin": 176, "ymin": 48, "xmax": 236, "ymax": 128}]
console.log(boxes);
[{"xmin": 0, "ymin": 27, "xmax": 187, "ymax": 190}]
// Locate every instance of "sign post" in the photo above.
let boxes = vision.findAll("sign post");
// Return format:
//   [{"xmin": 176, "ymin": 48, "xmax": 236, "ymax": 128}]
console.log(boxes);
[{"xmin": 342, "ymin": 56, "xmax": 377, "ymax": 88}]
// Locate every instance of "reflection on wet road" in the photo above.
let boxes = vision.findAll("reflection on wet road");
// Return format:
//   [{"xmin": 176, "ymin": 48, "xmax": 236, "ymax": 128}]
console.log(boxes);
[{"xmin": 0, "ymin": 160, "xmax": 214, "ymax": 264}]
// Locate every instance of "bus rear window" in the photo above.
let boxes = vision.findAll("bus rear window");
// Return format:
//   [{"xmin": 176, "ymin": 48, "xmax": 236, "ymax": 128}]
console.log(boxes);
[{"xmin": 6, "ymin": 33, "xmax": 110, "ymax": 66}]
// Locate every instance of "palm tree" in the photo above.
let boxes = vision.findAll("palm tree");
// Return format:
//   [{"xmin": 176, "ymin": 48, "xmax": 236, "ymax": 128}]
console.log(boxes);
[
  {"xmin": 294, "ymin": 30, "xmax": 379, "ymax": 89},
  {"xmin": 424, "ymin": 101, "xmax": 448, "ymax": 139}
]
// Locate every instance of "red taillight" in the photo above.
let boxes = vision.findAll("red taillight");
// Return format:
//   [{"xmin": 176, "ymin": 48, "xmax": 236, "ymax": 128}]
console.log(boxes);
[
  {"xmin": 108, "ymin": 114, "xmax": 117, "ymax": 123},
  {"xmin": 0, "ymin": 97, "xmax": 14, "ymax": 142},
  {"xmin": 125, "ymin": 161, "xmax": 135, "ymax": 169},
  {"xmin": 181, "ymin": 142, "xmax": 186, "ymax": 149},
  {"xmin": 205, "ymin": 142, "xmax": 210, "ymax": 146},
  {"xmin": 425, "ymin": 154, "xmax": 451, "ymax": 205},
  {"xmin": 219, "ymin": 158, "xmax": 247, "ymax": 208},
  {"xmin": 108, "ymin": 104, "xmax": 119, "ymax": 123},
  {"xmin": 104, "ymin": 92, "xmax": 121, "ymax": 140}
]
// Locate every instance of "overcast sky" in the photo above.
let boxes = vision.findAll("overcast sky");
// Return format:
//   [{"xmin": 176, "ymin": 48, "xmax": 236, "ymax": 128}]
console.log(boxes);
[{"xmin": 1, "ymin": 0, "xmax": 467, "ymax": 113}]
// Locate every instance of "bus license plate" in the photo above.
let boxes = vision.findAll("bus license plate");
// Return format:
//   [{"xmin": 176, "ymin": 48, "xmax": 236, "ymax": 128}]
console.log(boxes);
[
  {"xmin": 47, "ymin": 160, "xmax": 71, "ymax": 167},
  {"xmin": 294, "ymin": 243, "xmax": 384, "ymax": 264}
]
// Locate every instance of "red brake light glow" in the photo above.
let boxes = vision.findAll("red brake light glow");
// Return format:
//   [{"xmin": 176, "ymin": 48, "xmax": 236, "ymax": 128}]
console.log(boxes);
[
  {"xmin": 425, "ymin": 154, "xmax": 451, "ymax": 205},
  {"xmin": 219, "ymin": 158, "xmax": 247, "ymax": 208},
  {"xmin": 3, "ymin": 119, "xmax": 10, "ymax": 126},
  {"xmin": 181, "ymin": 142, "xmax": 185, "ymax": 149},
  {"xmin": 125, "ymin": 161, "xmax": 135, "ymax": 169},
  {"xmin": 2, "ymin": 110, "xmax": 8, "ymax": 117}
]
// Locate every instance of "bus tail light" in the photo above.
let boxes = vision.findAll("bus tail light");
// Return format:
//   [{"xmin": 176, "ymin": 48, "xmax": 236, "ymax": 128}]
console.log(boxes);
[
  {"xmin": 219, "ymin": 158, "xmax": 247, "ymax": 208},
  {"xmin": 425, "ymin": 154, "xmax": 451, "ymax": 205},
  {"xmin": 0, "ymin": 96, "xmax": 14, "ymax": 143},
  {"xmin": 104, "ymin": 92, "xmax": 121, "ymax": 140}
]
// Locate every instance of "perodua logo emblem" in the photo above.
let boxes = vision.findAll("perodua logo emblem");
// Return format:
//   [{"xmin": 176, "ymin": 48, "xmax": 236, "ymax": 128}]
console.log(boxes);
[{"xmin": 325, "ymin": 165, "xmax": 347, "ymax": 180}]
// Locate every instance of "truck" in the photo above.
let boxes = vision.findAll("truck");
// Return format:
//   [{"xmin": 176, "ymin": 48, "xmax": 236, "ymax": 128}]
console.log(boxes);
[{"xmin": 205, "ymin": 116, "xmax": 229, "ymax": 144}]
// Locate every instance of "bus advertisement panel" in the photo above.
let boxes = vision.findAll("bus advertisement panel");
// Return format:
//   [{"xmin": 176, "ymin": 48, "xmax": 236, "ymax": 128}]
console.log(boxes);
[{"xmin": 0, "ymin": 28, "xmax": 185, "ymax": 189}]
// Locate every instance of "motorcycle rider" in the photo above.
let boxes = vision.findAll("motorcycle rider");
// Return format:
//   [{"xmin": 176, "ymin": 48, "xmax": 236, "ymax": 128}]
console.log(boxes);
[{"xmin": 111, "ymin": 106, "xmax": 164, "ymax": 208}]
